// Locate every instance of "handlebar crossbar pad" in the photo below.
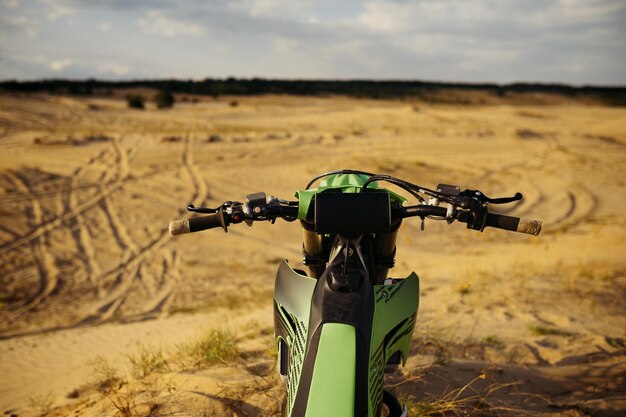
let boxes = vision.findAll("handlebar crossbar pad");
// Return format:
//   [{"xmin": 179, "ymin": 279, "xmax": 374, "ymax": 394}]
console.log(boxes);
[{"xmin": 315, "ymin": 192, "xmax": 391, "ymax": 233}]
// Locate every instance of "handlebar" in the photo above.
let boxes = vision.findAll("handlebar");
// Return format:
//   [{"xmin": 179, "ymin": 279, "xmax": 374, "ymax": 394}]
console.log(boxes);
[
  {"xmin": 169, "ymin": 192, "xmax": 541, "ymax": 237},
  {"xmin": 394, "ymin": 205, "xmax": 541, "ymax": 236},
  {"xmin": 168, "ymin": 192, "xmax": 299, "ymax": 236}
]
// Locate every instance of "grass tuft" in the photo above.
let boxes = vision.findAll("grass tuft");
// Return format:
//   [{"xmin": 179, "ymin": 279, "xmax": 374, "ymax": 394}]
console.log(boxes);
[
  {"xmin": 28, "ymin": 392, "xmax": 54, "ymax": 416},
  {"xmin": 481, "ymin": 335, "xmax": 504, "ymax": 348},
  {"xmin": 168, "ymin": 305, "xmax": 199, "ymax": 315},
  {"xmin": 186, "ymin": 329, "xmax": 240, "ymax": 365},
  {"xmin": 127, "ymin": 344, "xmax": 169, "ymax": 378},
  {"xmin": 88, "ymin": 355, "xmax": 120, "ymax": 391},
  {"xmin": 528, "ymin": 324, "xmax": 574, "ymax": 337}
]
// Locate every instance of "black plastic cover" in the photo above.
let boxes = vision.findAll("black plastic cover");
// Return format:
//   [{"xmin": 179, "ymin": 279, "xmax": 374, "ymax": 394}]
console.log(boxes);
[
  {"xmin": 436, "ymin": 183, "xmax": 460, "ymax": 195},
  {"xmin": 314, "ymin": 192, "xmax": 390, "ymax": 233}
]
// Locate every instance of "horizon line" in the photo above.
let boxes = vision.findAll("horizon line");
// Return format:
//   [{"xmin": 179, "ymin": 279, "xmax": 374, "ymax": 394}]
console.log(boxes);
[{"xmin": 1, "ymin": 77, "xmax": 626, "ymax": 90}]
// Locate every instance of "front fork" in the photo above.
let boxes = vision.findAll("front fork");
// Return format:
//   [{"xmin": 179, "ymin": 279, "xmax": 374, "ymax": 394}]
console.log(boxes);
[{"xmin": 300, "ymin": 219, "xmax": 402, "ymax": 282}]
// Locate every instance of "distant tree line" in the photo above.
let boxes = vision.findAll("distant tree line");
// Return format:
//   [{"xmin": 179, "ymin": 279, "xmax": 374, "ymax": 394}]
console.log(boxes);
[{"xmin": 1, "ymin": 78, "xmax": 625, "ymax": 105}]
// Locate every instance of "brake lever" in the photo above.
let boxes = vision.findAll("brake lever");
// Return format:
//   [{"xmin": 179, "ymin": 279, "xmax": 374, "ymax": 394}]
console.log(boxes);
[
  {"xmin": 487, "ymin": 192, "xmax": 523, "ymax": 204},
  {"xmin": 458, "ymin": 190, "xmax": 522, "ymax": 205}
]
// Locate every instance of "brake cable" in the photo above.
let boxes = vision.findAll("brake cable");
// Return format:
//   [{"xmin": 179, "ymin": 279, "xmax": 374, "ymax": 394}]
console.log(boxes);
[
  {"xmin": 361, "ymin": 175, "xmax": 427, "ymax": 203},
  {"xmin": 305, "ymin": 169, "xmax": 376, "ymax": 190}
]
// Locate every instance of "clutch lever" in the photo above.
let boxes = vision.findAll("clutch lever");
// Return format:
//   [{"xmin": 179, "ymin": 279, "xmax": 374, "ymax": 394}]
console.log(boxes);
[{"xmin": 187, "ymin": 203, "xmax": 234, "ymax": 213}]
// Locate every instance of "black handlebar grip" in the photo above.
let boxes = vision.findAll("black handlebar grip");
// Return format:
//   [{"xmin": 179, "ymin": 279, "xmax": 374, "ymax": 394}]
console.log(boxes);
[
  {"xmin": 190, "ymin": 212, "xmax": 227, "ymax": 232},
  {"xmin": 169, "ymin": 212, "xmax": 227, "ymax": 236},
  {"xmin": 485, "ymin": 213, "xmax": 542, "ymax": 236}
]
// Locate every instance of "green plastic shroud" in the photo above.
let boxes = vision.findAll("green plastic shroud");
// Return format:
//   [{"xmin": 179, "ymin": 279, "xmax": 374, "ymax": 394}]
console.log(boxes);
[
  {"xmin": 274, "ymin": 261, "xmax": 419, "ymax": 417},
  {"xmin": 274, "ymin": 172, "xmax": 419, "ymax": 417}
]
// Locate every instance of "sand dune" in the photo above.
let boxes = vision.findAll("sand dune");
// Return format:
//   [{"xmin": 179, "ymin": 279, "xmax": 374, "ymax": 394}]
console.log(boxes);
[{"xmin": 0, "ymin": 93, "xmax": 624, "ymax": 416}]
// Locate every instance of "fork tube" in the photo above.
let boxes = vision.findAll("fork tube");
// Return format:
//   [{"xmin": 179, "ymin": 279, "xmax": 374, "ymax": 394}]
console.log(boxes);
[
  {"xmin": 373, "ymin": 219, "xmax": 401, "ymax": 284},
  {"xmin": 302, "ymin": 222, "xmax": 326, "ymax": 278}
]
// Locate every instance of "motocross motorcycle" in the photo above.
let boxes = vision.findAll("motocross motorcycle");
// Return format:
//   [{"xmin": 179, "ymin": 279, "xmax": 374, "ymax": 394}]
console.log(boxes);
[{"xmin": 169, "ymin": 170, "xmax": 542, "ymax": 417}]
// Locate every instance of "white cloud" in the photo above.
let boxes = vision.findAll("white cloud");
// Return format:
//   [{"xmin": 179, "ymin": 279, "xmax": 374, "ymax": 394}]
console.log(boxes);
[
  {"xmin": 566, "ymin": 61, "xmax": 587, "ymax": 74},
  {"xmin": 459, "ymin": 48, "xmax": 521, "ymax": 72},
  {"xmin": 228, "ymin": 0, "xmax": 316, "ymax": 19},
  {"xmin": 97, "ymin": 63, "xmax": 129, "ymax": 75},
  {"xmin": 99, "ymin": 21, "xmax": 111, "ymax": 32},
  {"xmin": 273, "ymin": 36, "xmax": 297, "ymax": 53},
  {"xmin": 41, "ymin": 0, "xmax": 74, "ymax": 21},
  {"xmin": 3, "ymin": 15, "xmax": 27, "ymax": 24},
  {"xmin": 215, "ymin": 44, "xmax": 231, "ymax": 53},
  {"xmin": 12, "ymin": 54, "xmax": 46, "ymax": 63},
  {"xmin": 25, "ymin": 26, "xmax": 39, "ymax": 38},
  {"xmin": 138, "ymin": 10, "xmax": 206, "ymax": 37},
  {"xmin": 2, "ymin": 0, "xmax": 21, "ymax": 8},
  {"xmin": 1, "ymin": 15, "xmax": 40, "ymax": 38},
  {"xmin": 0, "ymin": 0, "xmax": 624, "ymax": 83},
  {"xmin": 356, "ymin": 1, "xmax": 409, "ymax": 33},
  {"xmin": 49, "ymin": 58, "xmax": 73, "ymax": 71}
]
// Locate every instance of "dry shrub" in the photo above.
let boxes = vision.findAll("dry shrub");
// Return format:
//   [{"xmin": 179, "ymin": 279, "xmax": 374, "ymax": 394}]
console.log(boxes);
[
  {"xmin": 126, "ymin": 95, "xmax": 145, "ymax": 109},
  {"xmin": 213, "ymin": 373, "xmax": 283, "ymax": 417},
  {"xmin": 161, "ymin": 136, "xmax": 182, "ymax": 143},
  {"xmin": 88, "ymin": 351, "xmax": 176, "ymax": 417},
  {"xmin": 516, "ymin": 129, "xmax": 544, "ymax": 139},
  {"xmin": 399, "ymin": 374, "xmax": 524, "ymax": 416},
  {"xmin": 154, "ymin": 90, "xmax": 174, "ymax": 109}
]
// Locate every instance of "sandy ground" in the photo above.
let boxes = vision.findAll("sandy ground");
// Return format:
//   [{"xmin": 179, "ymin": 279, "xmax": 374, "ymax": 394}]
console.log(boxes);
[{"xmin": 0, "ymin": 92, "xmax": 625, "ymax": 416}]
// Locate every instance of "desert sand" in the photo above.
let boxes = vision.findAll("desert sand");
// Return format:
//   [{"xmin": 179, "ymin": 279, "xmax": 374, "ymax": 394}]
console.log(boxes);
[{"xmin": 0, "ymin": 92, "xmax": 624, "ymax": 416}]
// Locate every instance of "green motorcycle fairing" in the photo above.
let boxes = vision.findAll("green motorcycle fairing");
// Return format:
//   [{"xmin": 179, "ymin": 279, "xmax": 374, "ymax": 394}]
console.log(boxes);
[
  {"xmin": 274, "ymin": 172, "xmax": 419, "ymax": 417},
  {"xmin": 274, "ymin": 261, "xmax": 419, "ymax": 417},
  {"xmin": 369, "ymin": 275, "xmax": 419, "ymax": 413}
]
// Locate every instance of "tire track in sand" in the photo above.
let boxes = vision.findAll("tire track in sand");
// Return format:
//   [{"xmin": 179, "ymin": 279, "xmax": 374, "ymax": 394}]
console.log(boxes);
[
  {"xmin": 62, "ymin": 148, "xmax": 115, "ymax": 281},
  {"xmin": 123, "ymin": 250, "xmax": 180, "ymax": 322},
  {"xmin": 6, "ymin": 171, "xmax": 60, "ymax": 313},
  {"xmin": 468, "ymin": 141, "xmax": 597, "ymax": 233},
  {"xmin": 0, "ymin": 141, "xmax": 134, "ymax": 255},
  {"xmin": 0, "ymin": 224, "xmax": 20, "ymax": 239},
  {"xmin": 78, "ymin": 136, "xmax": 206, "ymax": 326},
  {"xmin": 1, "ymin": 140, "xmax": 143, "ymax": 203},
  {"xmin": 542, "ymin": 184, "xmax": 597, "ymax": 234},
  {"xmin": 59, "ymin": 138, "xmax": 135, "ymax": 282},
  {"xmin": 536, "ymin": 137, "xmax": 598, "ymax": 233},
  {"xmin": 3, "ymin": 138, "xmax": 129, "ymax": 321},
  {"xmin": 1, "ymin": 138, "xmax": 206, "ymax": 336},
  {"xmin": 97, "ymin": 139, "xmax": 140, "ymax": 258}
]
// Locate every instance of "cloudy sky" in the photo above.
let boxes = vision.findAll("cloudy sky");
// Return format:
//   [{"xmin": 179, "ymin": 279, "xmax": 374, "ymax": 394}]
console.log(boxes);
[{"xmin": 1, "ymin": 0, "xmax": 624, "ymax": 84}]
